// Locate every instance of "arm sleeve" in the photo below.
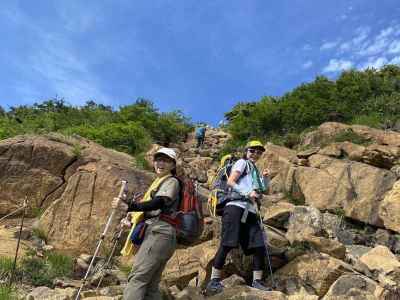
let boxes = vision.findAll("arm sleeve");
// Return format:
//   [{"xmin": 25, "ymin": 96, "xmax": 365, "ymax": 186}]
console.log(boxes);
[
  {"xmin": 128, "ymin": 196, "xmax": 168, "ymax": 212},
  {"xmin": 154, "ymin": 178, "xmax": 180, "ymax": 206},
  {"xmin": 231, "ymin": 159, "xmax": 247, "ymax": 175}
]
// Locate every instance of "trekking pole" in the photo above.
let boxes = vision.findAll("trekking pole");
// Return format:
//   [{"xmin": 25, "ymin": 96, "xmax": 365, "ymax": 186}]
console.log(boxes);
[
  {"xmin": 0, "ymin": 205, "xmax": 26, "ymax": 224},
  {"xmin": 75, "ymin": 180, "xmax": 128, "ymax": 300},
  {"xmin": 9, "ymin": 197, "xmax": 28, "ymax": 287},
  {"xmin": 95, "ymin": 227, "xmax": 123, "ymax": 289},
  {"xmin": 255, "ymin": 204, "xmax": 275, "ymax": 288},
  {"xmin": 95, "ymin": 190, "xmax": 143, "ymax": 289}
]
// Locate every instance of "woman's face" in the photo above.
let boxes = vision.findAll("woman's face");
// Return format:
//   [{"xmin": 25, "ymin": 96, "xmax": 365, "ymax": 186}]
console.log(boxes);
[
  {"xmin": 154, "ymin": 154, "xmax": 175, "ymax": 176},
  {"xmin": 246, "ymin": 147, "xmax": 263, "ymax": 162}
]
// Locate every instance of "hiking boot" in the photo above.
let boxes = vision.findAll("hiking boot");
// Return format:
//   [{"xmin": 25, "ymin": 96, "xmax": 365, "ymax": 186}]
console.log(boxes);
[
  {"xmin": 204, "ymin": 278, "xmax": 224, "ymax": 296},
  {"xmin": 251, "ymin": 279, "xmax": 272, "ymax": 291}
]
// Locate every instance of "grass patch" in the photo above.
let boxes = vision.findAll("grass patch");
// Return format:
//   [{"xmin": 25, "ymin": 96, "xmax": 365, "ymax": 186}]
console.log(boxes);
[
  {"xmin": 351, "ymin": 114, "xmax": 382, "ymax": 128},
  {"xmin": 0, "ymin": 284, "xmax": 17, "ymax": 300},
  {"xmin": 45, "ymin": 252, "xmax": 73, "ymax": 278},
  {"xmin": 31, "ymin": 207, "xmax": 45, "ymax": 218},
  {"xmin": 32, "ymin": 228, "xmax": 48, "ymax": 244},
  {"xmin": 218, "ymin": 138, "xmax": 245, "ymax": 160},
  {"xmin": 333, "ymin": 129, "xmax": 372, "ymax": 145},
  {"xmin": 72, "ymin": 143, "xmax": 83, "ymax": 158},
  {"xmin": 285, "ymin": 191, "xmax": 305, "ymax": 206},
  {"xmin": 19, "ymin": 250, "xmax": 74, "ymax": 287},
  {"xmin": 0, "ymin": 257, "xmax": 14, "ymax": 281},
  {"xmin": 330, "ymin": 207, "xmax": 346, "ymax": 218}
]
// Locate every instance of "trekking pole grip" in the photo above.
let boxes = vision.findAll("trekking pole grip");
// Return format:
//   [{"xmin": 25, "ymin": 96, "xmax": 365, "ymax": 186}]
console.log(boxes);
[{"xmin": 101, "ymin": 180, "xmax": 128, "ymax": 237}]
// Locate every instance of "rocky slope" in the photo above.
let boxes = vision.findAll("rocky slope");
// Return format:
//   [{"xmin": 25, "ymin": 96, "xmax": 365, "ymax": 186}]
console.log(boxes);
[{"xmin": 1, "ymin": 123, "xmax": 400, "ymax": 299}]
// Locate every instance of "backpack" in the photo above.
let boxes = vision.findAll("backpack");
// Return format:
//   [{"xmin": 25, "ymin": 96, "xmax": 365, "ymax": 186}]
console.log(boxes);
[
  {"xmin": 208, "ymin": 155, "xmax": 248, "ymax": 217},
  {"xmin": 195, "ymin": 127, "xmax": 206, "ymax": 138},
  {"xmin": 160, "ymin": 177, "xmax": 204, "ymax": 245}
]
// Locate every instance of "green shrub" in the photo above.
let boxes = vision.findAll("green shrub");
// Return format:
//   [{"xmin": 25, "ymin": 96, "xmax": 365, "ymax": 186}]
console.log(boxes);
[
  {"xmin": 285, "ymin": 191, "xmax": 305, "ymax": 206},
  {"xmin": 46, "ymin": 252, "xmax": 73, "ymax": 278},
  {"xmin": 351, "ymin": 114, "xmax": 382, "ymax": 128},
  {"xmin": 218, "ymin": 138, "xmax": 246, "ymax": 159},
  {"xmin": 32, "ymin": 228, "xmax": 48, "ymax": 244},
  {"xmin": 331, "ymin": 207, "xmax": 346, "ymax": 218},
  {"xmin": 0, "ymin": 284, "xmax": 17, "ymax": 300},
  {"xmin": 20, "ymin": 251, "xmax": 73, "ymax": 287},
  {"xmin": 333, "ymin": 129, "xmax": 371, "ymax": 145},
  {"xmin": 134, "ymin": 153, "xmax": 152, "ymax": 171},
  {"xmin": 283, "ymin": 133, "xmax": 301, "ymax": 149},
  {"xmin": 21, "ymin": 256, "xmax": 51, "ymax": 286},
  {"xmin": 72, "ymin": 143, "xmax": 83, "ymax": 158},
  {"xmin": 31, "ymin": 207, "xmax": 45, "ymax": 218},
  {"xmin": 0, "ymin": 257, "xmax": 14, "ymax": 280}
]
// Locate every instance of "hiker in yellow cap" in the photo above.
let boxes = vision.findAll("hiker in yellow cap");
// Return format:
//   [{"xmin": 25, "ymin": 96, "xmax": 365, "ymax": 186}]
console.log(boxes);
[
  {"xmin": 112, "ymin": 148, "xmax": 180, "ymax": 300},
  {"xmin": 205, "ymin": 140, "xmax": 271, "ymax": 295}
]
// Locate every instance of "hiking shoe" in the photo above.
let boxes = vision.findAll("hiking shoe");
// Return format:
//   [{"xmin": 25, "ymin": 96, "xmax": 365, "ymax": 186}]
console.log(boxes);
[
  {"xmin": 204, "ymin": 278, "xmax": 224, "ymax": 296},
  {"xmin": 251, "ymin": 279, "xmax": 272, "ymax": 291}
]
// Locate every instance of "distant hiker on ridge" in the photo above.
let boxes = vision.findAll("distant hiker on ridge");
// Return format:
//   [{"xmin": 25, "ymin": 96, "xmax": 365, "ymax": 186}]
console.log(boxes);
[{"xmin": 195, "ymin": 124, "xmax": 206, "ymax": 148}]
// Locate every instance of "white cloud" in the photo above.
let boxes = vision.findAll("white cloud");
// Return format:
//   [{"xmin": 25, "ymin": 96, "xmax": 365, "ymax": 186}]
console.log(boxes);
[
  {"xmin": 323, "ymin": 59, "xmax": 353, "ymax": 73},
  {"xmin": 339, "ymin": 42, "xmax": 351, "ymax": 51},
  {"xmin": 352, "ymin": 27, "xmax": 370, "ymax": 46},
  {"xmin": 302, "ymin": 44, "xmax": 312, "ymax": 51},
  {"xmin": 302, "ymin": 61, "xmax": 313, "ymax": 69},
  {"xmin": 320, "ymin": 41, "xmax": 338, "ymax": 51},
  {"xmin": 390, "ymin": 56, "xmax": 400, "ymax": 65},
  {"xmin": 358, "ymin": 34, "xmax": 391, "ymax": 56},
  {"xmin": 323, "ymin": 24, "xmax": 400, "ymax": 74},
  {"xmin": 388, "ymin": 40, "xmax": 400, "ymax": 54},
  {"xmin": 2, "ymin": 6, "xmax": 110, "ymax": 106},
  {"xmin": 359, "ymin": 57, "xmax": 388, "ymax": 70}
]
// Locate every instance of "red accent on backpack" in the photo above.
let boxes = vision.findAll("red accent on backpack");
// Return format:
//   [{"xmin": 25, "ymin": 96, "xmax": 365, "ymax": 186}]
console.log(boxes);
[{"xmin": 160, "ymin": 177, "xmax": 204, "ymax": 245}]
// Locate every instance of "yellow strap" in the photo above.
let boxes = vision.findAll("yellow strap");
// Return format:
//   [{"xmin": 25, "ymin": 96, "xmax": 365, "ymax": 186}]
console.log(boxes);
[{"xmin": 120, "ymin": 174, "xmax": 172, "ymax": 256}]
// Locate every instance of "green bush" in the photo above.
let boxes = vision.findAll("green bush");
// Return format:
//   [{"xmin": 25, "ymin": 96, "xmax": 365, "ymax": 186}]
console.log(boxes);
[
  {"xmin": 1, "ymin": 99, "xmax": 192, "ymax": 157},
  {"xmin": 333, "ymin": 129, "xmax": 371, "ymax": 145},
  {"xmin": 20, "ymin": 251, "xmax": 73, "ymax": 287},
  {"xmin": 0, "ymin": 257, "xmax": 14, "ymax": 281},
  {"xmin": 21, "ymin": 256, "xmax": 52, "ymax": 286},
  {"xmin": 224, "ymin": 64, "xmax": 400, "ymax": 149},
  {"xmin": 46, "ymin": 252, "xmax": 73, "ymax": 278},
  {"xmin": 0, "ymin": 284, "xmax": 17, "ymax": 300},
  {"xmin": 32, "ymin": 228, "xmax": 48, "ymax": 244}
]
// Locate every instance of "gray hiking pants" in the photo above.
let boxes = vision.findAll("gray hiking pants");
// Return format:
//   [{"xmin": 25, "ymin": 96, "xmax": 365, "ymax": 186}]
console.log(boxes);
[{"xmin": 123, "ymin": 220, "xmax": 176, "ymax": 300}]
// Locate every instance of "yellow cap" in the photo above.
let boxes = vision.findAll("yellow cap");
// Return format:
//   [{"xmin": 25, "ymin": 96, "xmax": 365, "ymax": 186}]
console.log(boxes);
[{"xmin": 245, "ymin": 140, "xmax": 265, "ymax": 152}]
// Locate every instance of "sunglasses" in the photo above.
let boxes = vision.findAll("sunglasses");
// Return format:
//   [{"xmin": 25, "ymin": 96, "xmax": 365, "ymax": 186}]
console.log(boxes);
[{"xmin": 248, "ymin": 148, "xmax": 263, "ymax": 155}]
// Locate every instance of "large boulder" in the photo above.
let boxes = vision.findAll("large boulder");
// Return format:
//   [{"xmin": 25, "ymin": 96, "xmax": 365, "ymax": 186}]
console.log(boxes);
[
  {"xmin": 257, "ymin": 144, "xmax": 297, "ymax": 194},
  {"xmin": 0, "ymin": 135, "xmax": 155, "ymax": 253},
  {"xmin": 285, "ymin": 206, "xmax": 345, "ymax": 259},
  {"xmin": 294, "ymin": 154, "xmax": 396, "ymax": 227},
  {"xmin": 322, "ymin": 274, "xmax": 389, "ymax": 300},
  {"xmin": 379, "ymin": 180, "xmax": 400, "ymax": 233},
  {"xmin": 0, "ymin": 135, "xmax": 77, "ymax": 215},
  {"xmin": 356, "ymin": 245, "xmax": 400, "ymax": 291},
  {"xmin": 302, "ymin": 122, "xmax": 400, "ymax": 148},
  {"xmin": 26, "ymin": 287, "xmax": 77, "ymax": 300},
  {"xmin": 163, "ymin": 240, "xmax": 219, "ymax": 289},
  {"xmin": 272, "ymin": 253, "xmax": 354, "ymax": 297}
]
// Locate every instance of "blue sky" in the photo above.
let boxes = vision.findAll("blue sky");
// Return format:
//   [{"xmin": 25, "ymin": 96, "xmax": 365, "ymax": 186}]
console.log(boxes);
[{"xmin": 1, "ymin": 1, "xmax": 400, "ymax": 125}]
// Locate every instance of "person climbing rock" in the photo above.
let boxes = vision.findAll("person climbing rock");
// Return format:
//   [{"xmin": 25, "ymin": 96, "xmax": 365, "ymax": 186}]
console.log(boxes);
[
  {"xmin": 112, "ymin": 148, "xmax": 180, "ymax": 300},
  {"xmin": 195, "ymin": 125, "xmax": 206, "ymax": 148},
  {"xmin": 205, "ymin": 140, "xmax": 271, "ymax": 295}
]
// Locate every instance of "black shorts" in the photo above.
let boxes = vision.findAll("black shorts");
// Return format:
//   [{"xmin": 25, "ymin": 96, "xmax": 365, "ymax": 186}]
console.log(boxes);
[{"xmin": 220, "ymin": 205, "xmax": 265, "ymax": 255}]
